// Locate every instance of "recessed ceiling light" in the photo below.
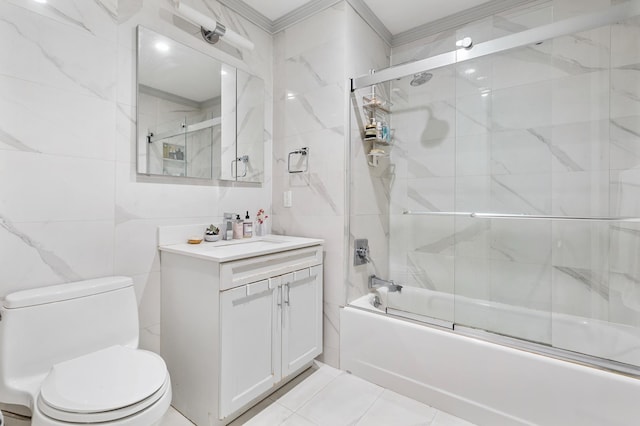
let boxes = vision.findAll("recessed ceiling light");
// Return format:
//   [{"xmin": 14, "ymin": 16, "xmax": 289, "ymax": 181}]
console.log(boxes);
[
  {"xmin": 465, "ymin": 68, "xmax": 476, "ymax": 75},
  {"xmin": 33, "ymin": 0, "xmax": 47, "ymax": 4}
]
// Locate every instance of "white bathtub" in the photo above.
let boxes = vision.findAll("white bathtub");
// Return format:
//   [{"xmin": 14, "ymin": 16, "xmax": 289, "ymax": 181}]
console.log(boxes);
[{"xmin": 341, "ymin": 288, "xmax": 640, "ymax": 426}]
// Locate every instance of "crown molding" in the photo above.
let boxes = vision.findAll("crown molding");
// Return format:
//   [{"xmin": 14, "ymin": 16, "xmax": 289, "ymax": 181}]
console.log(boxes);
[
  {"xmin": 346, "ymin": 0, "xmax": 392, "ymax": 46},
  {"xmin": 216, "ymin": 0, "xmax": 538, "ymax": 48},
  {"xmin": 391, "ymin": 0, "xmax": 537, "ymax": 47},
  {"xmin": 272, "ymin": 0, "xmax": 342, "ymax": 32},
  {"xmin": 216, "ymin": 0, "xmax": 275, "ymax": 33}
]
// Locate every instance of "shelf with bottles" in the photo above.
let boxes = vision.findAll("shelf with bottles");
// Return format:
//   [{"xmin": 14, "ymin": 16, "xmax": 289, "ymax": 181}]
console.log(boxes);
[
  {"xmin": 163, "ymin": 142, "xmax": 185, "ymax": 162},
  {"xmin": 363, "ymin": 135, "xmax": 393, "ymax": 146},
  {"xmin": 367, "ymin": 148, "xmax": 388, "ymax": 167},
  {"xmin": 362, "ymin": 92, "xmax": 392, "ymax": 145},
  {"xmin": 363, "ymin": 120, "xmax": 393, "ymax": 146},
  {"xmin": 362, "ymin": 96, "xmax": 391, "ymax": 114}
]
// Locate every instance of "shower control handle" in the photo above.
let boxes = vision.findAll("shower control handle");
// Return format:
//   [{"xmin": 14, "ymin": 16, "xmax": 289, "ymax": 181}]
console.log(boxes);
[{"xmin": 354, "ymin": 239, "xmax": 370, "ymax": 266}]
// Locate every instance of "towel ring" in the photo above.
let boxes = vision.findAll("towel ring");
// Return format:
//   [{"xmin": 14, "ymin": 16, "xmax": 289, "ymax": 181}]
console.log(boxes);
[{"xmin": 288, "ymin": 147, "xmax": 309, "ymax": 173}]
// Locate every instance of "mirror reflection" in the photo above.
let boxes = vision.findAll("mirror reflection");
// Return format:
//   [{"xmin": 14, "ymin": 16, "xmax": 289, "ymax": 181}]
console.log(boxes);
[
  {"xmin": 137, "ymin": 26, "xmax": 228, "ymax": 179},
  {"xmin": 136, "ymin": 26, "xmax": 265, "ymax": 182}
]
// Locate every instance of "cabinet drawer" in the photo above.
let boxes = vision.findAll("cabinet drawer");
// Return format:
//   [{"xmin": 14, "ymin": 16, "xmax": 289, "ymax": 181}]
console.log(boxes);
[
  {"xmin": 247, "ymin": 280, "xmax": 269, "ymax": 296},
  {"xmin": 220, "ymin": 245, "xmax": 322, "ymax": 291}
]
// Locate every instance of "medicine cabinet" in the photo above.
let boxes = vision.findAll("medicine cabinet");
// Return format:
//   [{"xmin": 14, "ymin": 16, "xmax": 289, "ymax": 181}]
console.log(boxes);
[{"xmin": 136, "ymin": 26, "xmax": 264, "ymax": 182}]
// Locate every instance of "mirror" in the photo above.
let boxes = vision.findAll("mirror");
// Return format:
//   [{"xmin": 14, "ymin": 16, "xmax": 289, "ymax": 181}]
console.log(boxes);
[{"xmin": 136, "ymin": 26, "xmax": 264, "ymax": 182}]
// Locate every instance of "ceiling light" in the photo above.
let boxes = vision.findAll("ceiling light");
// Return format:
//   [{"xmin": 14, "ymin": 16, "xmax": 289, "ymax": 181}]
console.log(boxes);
[
  {"xmin": 33, "ymin": 0, "xmax": 47, "ymax": 3},
  {"xmin": 173, "ymin": 0, "xmax": 254, "ymax": 50},
  {"xmin": 465, "ymin": 68, "xmax": 476, "ymax": 75}
]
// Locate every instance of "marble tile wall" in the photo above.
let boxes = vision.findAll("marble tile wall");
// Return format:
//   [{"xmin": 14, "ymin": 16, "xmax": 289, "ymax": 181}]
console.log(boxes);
[
  {"xmin": 0, "ymin": 0, "xmax": 273, "ymax": 354},
  {"xmin": 272, "ymin": 2, "xmax": 390, "ymax": 367},
  {"xmin": 379, "ymin": 0, "xmax": 640, "ymax": 362},
  {"xmin": 346, "ymin": 6, "xmax": 392, "ymax": 317},
  {"xmin": 272, "ymin": 3, "xmax": 347, "ymax": 368}
]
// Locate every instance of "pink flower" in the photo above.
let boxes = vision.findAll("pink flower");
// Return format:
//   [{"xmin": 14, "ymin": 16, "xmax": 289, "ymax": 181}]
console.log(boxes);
[{"xmin": 256, "ymin": 209, "xmax": 269, "ymax": 224}]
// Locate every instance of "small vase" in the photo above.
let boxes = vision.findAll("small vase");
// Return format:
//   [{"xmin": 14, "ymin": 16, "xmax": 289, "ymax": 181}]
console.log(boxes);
[{"xmin": 255, "ymin": 222, "xmax": 266, "ymax": 237}]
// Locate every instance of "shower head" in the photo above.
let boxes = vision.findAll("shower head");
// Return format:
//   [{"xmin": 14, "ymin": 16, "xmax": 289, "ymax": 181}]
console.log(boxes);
[{"xmin": 410, "ymin": 72, "xmax": 432, "ymax": 86}]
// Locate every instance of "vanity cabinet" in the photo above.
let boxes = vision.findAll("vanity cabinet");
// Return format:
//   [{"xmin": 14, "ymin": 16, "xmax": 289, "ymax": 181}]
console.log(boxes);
[
  {"xmin": 219, "ymin": 265, "xmax": 322, "ymax": 418},
  {"xmin": 159, "ymin": 237, "xmax": 323, "ymax": 426}
]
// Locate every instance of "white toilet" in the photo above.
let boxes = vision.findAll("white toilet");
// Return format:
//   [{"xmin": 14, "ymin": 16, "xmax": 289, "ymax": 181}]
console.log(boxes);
[{"xmin": 0, "ymin": 276, "xmax": 171, "ymax": 426}]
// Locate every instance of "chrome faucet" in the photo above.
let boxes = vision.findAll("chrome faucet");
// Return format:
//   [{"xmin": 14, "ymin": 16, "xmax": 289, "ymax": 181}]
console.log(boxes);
[{"xmin": 368, "ymin": 275, "xmax": 403, "ymax": 292}]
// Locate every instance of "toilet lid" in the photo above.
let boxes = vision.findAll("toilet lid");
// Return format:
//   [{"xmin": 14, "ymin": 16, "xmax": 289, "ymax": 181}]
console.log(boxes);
[{"xmin": 40, "ymin": 345, "xmax": 167, "ymax": 414}]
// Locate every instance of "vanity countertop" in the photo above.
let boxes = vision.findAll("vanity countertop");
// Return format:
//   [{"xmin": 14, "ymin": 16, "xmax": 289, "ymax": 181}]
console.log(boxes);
[{"xmin": 159, "ymin": 234, "xmax": 323, "ymax": 263}]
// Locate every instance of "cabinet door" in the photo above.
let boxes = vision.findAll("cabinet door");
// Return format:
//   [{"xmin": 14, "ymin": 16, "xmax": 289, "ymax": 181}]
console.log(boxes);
[
  {"xmin": 281, "ymin": 265, "xmax": 323, "ymax": 377},
  {"xmin": 219, "ymin": 279, "xmax": 280, "ymax": 419}
]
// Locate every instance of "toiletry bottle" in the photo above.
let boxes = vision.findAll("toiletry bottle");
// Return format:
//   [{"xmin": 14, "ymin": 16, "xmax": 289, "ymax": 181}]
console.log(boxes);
[
  {"xmin": 233, "ymin": 214, "xmax": 243, "ymax": 239},
  {"xmin": 243, "ymin": 211, "xmax": 253, "ymax": 238},
  {"xmin": 223, "ymin": 212, "xmax": 233, "ymax": 240},
  {"xmin": 365, "ymin": 117, "xmax": 377, "ymax": 140}
]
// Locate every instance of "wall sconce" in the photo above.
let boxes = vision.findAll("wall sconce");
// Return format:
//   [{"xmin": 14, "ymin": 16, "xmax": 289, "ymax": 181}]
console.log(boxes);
[{"xmin": 173, "ymin": 0, "xmax": 255, "ymax": 51}]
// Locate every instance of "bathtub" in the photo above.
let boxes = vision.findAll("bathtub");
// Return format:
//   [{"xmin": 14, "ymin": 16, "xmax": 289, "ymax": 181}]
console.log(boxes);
[{"xmin": 341, "ymin": 287, "xmax": 640, "ymax": 426}]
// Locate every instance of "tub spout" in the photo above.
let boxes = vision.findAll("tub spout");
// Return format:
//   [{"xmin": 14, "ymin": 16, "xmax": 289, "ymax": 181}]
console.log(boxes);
[{"xmin": 369, "ymin": 275, "xmax": 402, "ymax": 292}]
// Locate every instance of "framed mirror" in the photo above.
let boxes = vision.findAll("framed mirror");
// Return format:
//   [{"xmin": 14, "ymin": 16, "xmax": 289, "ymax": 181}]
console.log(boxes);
[{"xmin": 136, "ymin": 26, "xmax": 264, "ymax": 182}]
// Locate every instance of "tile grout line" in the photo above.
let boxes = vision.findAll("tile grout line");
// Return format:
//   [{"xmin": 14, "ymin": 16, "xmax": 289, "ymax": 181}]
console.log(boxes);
[
  {"xmin": 272, "ymin": 400, "xmax": 297, "ymax": 426},
  {"xmin": 287, "ymin": 368, "xmax": 347, "ymax": 414},
  {"xmin": 350, "ymin": 384, "xmax": 386, "ymax": 426}
]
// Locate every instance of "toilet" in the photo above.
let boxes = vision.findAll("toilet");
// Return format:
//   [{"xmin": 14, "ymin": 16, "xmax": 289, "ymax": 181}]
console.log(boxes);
[{"xmin": 0, "ymin": 277, "xmax": 171, "ymax": 426}]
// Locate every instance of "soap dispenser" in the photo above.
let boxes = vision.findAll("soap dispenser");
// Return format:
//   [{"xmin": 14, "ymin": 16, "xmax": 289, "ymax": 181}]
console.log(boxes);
[
  {"xmin": 243, "ymin": 211, "xmax": 253, "ymax": 238},
  {"xmin": 232, "ymin": 214, "xmax": 243, "ymax": 239},
  {"xmin": 222, "ymin": 212, "xmax": 233, "ymax": 240}
]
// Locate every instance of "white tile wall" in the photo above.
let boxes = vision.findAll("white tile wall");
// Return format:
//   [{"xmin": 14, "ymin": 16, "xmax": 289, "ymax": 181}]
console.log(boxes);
[
  {"xmin": 272, "ymin": 2, "xmax": 392, "ymax": 367},
  {"xmin": 0, "ymin": 0, "xmax": 273, "ymax": 356}
]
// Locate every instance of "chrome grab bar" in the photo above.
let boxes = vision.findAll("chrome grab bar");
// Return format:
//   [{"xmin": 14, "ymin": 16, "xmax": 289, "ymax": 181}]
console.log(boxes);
[{"xmin": 402, "ymin": 211, "xmax": 640, "ymax": 222}]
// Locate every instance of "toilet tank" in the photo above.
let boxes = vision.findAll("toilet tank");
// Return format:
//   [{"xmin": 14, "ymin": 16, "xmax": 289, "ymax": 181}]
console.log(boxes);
[{"xmin": 0, "ymin": 277, "xmax": 139, "ymax": 403}]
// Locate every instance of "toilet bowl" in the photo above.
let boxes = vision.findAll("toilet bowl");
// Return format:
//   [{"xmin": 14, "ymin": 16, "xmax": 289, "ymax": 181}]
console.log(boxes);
[{"xmin": 0, "ymin": 277, "xmax": 171, "ymax": 425}]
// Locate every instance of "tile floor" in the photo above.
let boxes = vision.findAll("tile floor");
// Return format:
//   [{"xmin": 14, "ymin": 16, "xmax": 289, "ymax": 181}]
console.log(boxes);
[{"xmin": 161, "ymin": 362, "xmax": 477, "ymax": 426}]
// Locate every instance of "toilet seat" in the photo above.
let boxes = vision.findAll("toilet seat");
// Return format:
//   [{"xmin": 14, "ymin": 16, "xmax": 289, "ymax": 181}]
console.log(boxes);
[{"xmin": 36, "ymin": 346, "xmax": 169, "ymax": 423}]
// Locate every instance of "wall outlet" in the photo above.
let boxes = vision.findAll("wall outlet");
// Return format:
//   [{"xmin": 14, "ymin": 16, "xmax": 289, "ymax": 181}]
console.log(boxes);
[{"xmin": 283, "ymin": 190, "xmax": 292, "ymax": 208}]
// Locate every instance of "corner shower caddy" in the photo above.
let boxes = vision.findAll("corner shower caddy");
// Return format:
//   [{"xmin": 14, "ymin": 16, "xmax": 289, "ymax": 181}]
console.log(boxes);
[{"xmin": 362, "ymin": 85, "xmax": 392, "ymax": 167}]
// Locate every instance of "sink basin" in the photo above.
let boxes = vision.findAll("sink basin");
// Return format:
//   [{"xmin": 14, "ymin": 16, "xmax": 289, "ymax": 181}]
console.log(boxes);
[
  {"xmin": 159, "ymin": 234, "xmax": 322, "ymax": 263},
  {"xmin": 201, "ymin": 240, "xmax": 283, "ymax": 251}
]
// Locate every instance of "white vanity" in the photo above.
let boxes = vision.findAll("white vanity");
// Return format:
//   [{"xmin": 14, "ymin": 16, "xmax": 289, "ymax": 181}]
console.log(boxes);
[{"xmin": 159, "ymin": 233, "xmax": 323, "ymax": 426}]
